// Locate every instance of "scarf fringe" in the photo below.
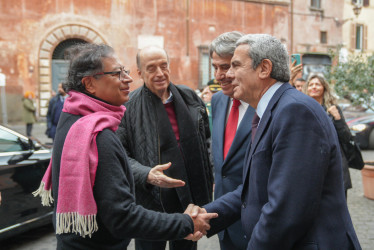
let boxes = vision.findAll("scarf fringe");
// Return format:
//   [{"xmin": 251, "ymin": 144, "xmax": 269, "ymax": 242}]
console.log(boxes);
[
  {"xmin": 56, "ymin": 212, "xmax": 98, "ymax": 238},
  {"xmin": 32, "ymin": 181, "xmax": 54, "ymax": 206}
]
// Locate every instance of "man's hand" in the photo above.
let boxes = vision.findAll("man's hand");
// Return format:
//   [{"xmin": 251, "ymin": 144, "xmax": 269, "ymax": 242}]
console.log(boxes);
[
  {"xmin": 183, "ymin": 204, "xmax": 218, "ymax": 241},
  {"xmin": 290, "ymin": 60, "xmax": 303, "ymax": 86},
  {"xmin": 327, "ymin": 105, "xmax": 341, "ymax": 120},
  {"xmin": 147, "ymin": 162, "xmax": 185, "ymax": 188}
]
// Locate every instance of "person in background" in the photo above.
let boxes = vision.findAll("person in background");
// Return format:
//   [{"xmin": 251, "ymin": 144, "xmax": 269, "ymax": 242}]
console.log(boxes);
[
  {"xmin": 289, "ymin": 60, "xmax": 303, "ymax": 87},
  {"xmin": 202, "ymin": 79, "xmax": 222, "ymax": 131},
  {"xmin": 294, "ymin": 78, "xmax": 306, "ymax": 92},
  {"xmin": 46, "ymin": 83, "xmax": 67, "ymax": 140},
  {"xmin": 22, "ymin": 91, "xmax": 36, "ymax": 137},
  {"xmin": 33, "ymin": 43, "xmax": 217, "ymax": 249},
  {"xmin": 116, "ymin": 46, "xmax": 213, "ymax": 250},
  {"xmin": 303, "ymin": 73, "xmax": 353, "ymax": 198},
  {"xmin": 209, "ymin": 31, "xmax": 254, "ymax": 250}
]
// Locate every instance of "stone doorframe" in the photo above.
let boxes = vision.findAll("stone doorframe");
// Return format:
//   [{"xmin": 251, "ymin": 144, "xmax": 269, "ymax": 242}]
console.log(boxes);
[{"xmin": 38, "ymin": 23, "xmax": 108, "ymax": 116}]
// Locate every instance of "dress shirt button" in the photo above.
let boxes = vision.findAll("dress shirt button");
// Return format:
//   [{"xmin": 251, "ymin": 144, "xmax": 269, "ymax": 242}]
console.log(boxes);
[
  {"xmin": 242, "ymin": 202, "xmax": 246, "ymax": 208},
  {"xmin": 244, "ymin": 235, "xmax": 247, "ymax": 239},
  {"xmin": 222, "ymin": 175, "xmax": 227, "ymax": 178}
]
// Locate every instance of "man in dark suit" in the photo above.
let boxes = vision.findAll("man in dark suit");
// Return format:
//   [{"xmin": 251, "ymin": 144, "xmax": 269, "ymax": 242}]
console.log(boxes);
[
  {"xmin": 197, "ymin": 34, "xmax": 361, "ymax": 249},
  {"xmin": 210, "ymin": 31, "xmax": 254, "ymax": 250}
]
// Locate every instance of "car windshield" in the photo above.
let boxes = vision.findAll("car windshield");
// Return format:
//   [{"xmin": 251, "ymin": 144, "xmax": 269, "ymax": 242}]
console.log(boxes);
[{"xmin": 0, "ymin": 128, "xmax": 30, "ymax": 152}]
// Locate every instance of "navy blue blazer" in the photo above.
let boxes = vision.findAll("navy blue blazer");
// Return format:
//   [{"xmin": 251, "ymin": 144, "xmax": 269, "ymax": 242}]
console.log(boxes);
[
  {"xmin": 205, "ymin": 83, "xmax": 361, "ymax": 250},
  {"xmin": 211, "ymin": 91, "xmax": 254, "ymax": 247}
]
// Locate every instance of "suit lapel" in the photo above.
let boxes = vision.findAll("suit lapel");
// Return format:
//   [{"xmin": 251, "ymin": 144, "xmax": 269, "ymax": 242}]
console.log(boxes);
[
  {"xmin": 223, "ymin": 105, "xmax": 254, "ymax": 165},
  {"xmin": 214, "ymin": 94, "xmax": 230, "ymax": 166},
  {"xmin": 243, "ymin": 83, "xmax": 292, "ymax": 181}
]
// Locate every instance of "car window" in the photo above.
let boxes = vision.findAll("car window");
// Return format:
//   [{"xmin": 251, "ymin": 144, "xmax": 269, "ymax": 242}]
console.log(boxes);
[{"xmin": 0, "ymin": 128, "xmax": 29, "ymax": 152}]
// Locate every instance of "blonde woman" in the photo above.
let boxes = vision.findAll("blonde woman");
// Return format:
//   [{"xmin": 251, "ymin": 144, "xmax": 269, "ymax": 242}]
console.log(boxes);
[{"xmin": 303, "ymin": 74, "xmax": 353, "ymax": 198}]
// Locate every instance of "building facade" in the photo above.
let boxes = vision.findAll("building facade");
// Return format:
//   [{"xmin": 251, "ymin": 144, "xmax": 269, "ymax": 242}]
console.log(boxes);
[
  {"xmin": 0, "ymin": 0, "xmax": 291, "ymax": 122},
  {"xmin": 290, "ymin": 0, "xmax": 345, "ymax": 79},
  {"xmin": 342, "ymin": 0, "xmax": 372, "ymax": 55}
]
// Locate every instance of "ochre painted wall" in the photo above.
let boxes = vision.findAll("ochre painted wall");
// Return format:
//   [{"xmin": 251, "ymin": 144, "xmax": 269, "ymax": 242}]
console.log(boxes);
[{"xmin": 0, "ymin": 0, "xmax": 290, "ymax": 121}]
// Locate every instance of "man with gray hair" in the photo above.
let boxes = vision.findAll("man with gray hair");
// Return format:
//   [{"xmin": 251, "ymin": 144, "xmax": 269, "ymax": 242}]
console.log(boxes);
[
  {"xmin": 196, "ymin": 34, "xmax": 361, "ymax": 249},
  {"xmin": 209, "ymin": 31, "xmax": 254, "ymax": 250}
]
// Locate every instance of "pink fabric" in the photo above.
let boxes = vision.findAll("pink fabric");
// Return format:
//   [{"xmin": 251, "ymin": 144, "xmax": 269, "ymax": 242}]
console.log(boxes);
[{"xmin": 39, "ymin": 90, "xmax": 125, "ymax": 218}]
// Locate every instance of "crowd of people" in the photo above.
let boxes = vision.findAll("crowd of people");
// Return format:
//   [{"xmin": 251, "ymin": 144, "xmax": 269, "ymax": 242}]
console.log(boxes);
[{"xmin": 33, "ymin": 31, "xmax": 363, "ymax": 250}]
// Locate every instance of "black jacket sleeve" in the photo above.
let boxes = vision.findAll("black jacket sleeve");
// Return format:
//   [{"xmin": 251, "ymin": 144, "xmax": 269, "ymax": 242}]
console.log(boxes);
[
  {"xmin": 331, "ymin": 105, "xmax": 353, "ymax": 145},
  {"xmin": 94, "ymin": 129, "xmax": 194, "ymax": 240}
]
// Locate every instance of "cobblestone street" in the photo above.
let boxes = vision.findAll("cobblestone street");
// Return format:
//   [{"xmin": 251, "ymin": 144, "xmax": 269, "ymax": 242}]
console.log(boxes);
[{"xmin": 2, "ymin": 122, "xmax": 374, "ymax": 250}]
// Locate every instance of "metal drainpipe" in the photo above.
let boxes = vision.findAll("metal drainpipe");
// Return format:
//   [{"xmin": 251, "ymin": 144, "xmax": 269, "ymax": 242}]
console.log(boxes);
[
  {"xmin": 186, "ymin": 0, "xmax": 190, "ymax": 56},
  {"xmin": 290, "ymin": 0, "xmax": 294, "ymax": 54}
]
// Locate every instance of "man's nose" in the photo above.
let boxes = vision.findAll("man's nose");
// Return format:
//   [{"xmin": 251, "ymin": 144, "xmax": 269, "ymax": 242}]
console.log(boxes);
[
  {"xmin": 226, "ymin": 67, "xmax": 234, "ymax": 79},
  {"xmin": 215, "ymin": 69, "xmax": 226, "ymax": 80},
  {"xmin": 155, "ymin": 67, "xmax": 163, "ymax": 76}
]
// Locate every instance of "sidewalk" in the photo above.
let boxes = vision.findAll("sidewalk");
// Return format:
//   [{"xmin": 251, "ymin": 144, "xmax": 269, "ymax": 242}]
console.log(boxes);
[{"xmin": 5, "ymin": 122, "xmax": 374, "ymax": 249}]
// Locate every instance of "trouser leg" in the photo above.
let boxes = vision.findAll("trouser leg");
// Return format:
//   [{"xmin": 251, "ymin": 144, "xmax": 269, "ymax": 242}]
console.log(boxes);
[
  {"xmin": 26, "ymin": 123, "xmax": 33, "ymax": 136},
  {"xmin": 135, "ymin": 239, "xmax": 167, "ymax": 250}
]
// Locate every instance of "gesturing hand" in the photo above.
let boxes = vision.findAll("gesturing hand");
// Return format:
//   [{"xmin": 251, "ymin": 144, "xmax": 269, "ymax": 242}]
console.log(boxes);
[
  {"xmin": 147, "ymin": 162, "xmax": 185, "ymax": 188},
  {"xmin": 183, "ymin": 204, "xmax": 218, "ymax": 241},
  {"xmin": 290, "ymin": 60, "xmax": 303, "ymax": 86},
  {"xmin": 327, "ymin": 105, "xmax": 341, "ymax": 121}
]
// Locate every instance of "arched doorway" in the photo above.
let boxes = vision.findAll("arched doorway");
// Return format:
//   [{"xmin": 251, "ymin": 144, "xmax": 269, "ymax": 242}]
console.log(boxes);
[
  {"xmin": 51, "ymin": 38, "xmax": 87, "ymax": 93},
  {"xmin": 38, "ymin": 24, "xmax": 108, "ymax": 116}
]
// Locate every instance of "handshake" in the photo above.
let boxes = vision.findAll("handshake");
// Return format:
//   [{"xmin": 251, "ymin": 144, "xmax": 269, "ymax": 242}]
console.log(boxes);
[{"xmin": 183, "ymin": 204, "xmax": 218, "ymax": 241}]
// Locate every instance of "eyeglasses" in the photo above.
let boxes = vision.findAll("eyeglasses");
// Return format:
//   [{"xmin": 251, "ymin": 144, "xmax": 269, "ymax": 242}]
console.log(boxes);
[{"xmin": 93, "ymin": 68, "xmax": 130, "ymax": 81}]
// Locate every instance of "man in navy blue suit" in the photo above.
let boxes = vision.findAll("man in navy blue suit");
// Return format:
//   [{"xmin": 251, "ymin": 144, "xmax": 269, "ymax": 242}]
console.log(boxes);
[
  {"xmin": 210, "ymin": 31, "xmax": 254, "ymax": 250},
  {"xmin": 196, "ymin": 34, "xmax": 361, "ymax": 249}
]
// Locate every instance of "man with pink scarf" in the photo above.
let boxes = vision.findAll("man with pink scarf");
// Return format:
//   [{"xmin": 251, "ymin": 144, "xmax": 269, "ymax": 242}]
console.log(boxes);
[{"xmin": 34, "ymin": 43, "xmax": 217, "ymax": 249}]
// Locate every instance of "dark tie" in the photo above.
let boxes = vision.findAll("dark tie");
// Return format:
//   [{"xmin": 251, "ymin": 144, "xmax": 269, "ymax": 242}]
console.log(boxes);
[
  {"xmin": 251, "ymin": 113, "xmax": 260, "ymax": 142},
  {"xmin": 223, "ymin": 99, "xmax": 241, "ymax": 159}
]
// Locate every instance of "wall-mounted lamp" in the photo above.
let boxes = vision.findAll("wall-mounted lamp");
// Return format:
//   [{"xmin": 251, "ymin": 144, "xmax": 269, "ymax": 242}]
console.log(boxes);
[
  {"xmin": 353, "ymin": 3, "xmax": 362, "ymax": 17},
  {"xmin": 334, "ymin": 3, "xmax": 362, "ymax": 26}
]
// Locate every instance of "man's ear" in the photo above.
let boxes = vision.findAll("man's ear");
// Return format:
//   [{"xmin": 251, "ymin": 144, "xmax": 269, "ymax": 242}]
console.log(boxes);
[
  {"xmin": 82, "ymin": 76, "xmax": 96, "ymax": 95},
  {"xmin": 258, "ymin": 59, "xmax": 273, "ymax": 79},
  {"xmin": 137, "ymin": 68, "xmax": 142, "ymax": 78}
]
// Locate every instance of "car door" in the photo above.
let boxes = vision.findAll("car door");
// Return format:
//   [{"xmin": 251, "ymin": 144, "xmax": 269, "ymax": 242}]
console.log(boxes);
[{"xmin": 0, "ymin": 126, "xmax": 52, "ymax": 237}]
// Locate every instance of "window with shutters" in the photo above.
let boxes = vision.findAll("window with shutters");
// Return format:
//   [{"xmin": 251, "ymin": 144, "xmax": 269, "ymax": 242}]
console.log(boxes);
[
  {"xmin": 352, "ymin": 24, "xmax": 367, "ymax": 51},
  {"xmin": 198, "ymin": 46, "xmax": 215, "ymax": 89},
  {"xmin": 356, "ymin": 25, "xmax": 363, "ymax": 50}
]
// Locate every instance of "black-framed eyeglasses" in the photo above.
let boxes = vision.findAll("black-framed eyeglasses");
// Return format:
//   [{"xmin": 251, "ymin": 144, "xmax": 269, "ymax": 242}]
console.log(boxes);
[{"xmin": 93, "ymin": 68, "xmax": 130, "ymax": 81}]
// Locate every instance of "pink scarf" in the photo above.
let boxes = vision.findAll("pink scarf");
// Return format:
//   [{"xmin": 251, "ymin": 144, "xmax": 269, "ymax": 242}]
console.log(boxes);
[{"xmin": 33, "ymin": 90, "xmax": 126, "ymax": 238}]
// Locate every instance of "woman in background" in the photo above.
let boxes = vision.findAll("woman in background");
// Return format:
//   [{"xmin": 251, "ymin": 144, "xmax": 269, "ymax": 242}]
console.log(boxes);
[
  {"xmin": 22, "ymin": 91, "xmax": 36, "ymax": 137},
  {"xmin": 303, "ymin": 74, "xmax": 353, "ymax": 198}
]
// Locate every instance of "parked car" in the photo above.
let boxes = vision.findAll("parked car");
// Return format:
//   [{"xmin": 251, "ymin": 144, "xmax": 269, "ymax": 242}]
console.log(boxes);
[
  {"xmin": 347, "ymin": 114, "xmax": 374, "ymax": 150},
  {"xmin": 0, "ymin": 125, "xmax": 52, "ymax": 241}
]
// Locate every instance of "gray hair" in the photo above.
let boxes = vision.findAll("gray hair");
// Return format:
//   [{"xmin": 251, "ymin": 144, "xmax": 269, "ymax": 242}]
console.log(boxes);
[
  {"xmin": 63, "ymin": 43, "xmax": 115, "ymax": 92},
  {"xmin": 209, "ymin": 31, "xmax": 244, "ymax": 58},
  {"xmin": 136, "ymin": 46, "xmax": 170, "ymax": 70},
  {"xmin": 236, "ymin": 34, "xmax": 290, "ymax": 82}
]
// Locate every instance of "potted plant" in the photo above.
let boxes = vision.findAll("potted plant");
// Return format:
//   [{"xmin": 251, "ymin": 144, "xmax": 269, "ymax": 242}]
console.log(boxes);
[{"xmin": 362, "ymin": 162, "xmax": 374, "ymax": 200}]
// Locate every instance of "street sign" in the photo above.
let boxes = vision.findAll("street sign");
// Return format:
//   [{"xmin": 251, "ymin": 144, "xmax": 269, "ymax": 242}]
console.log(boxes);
[{"xmin": 0, "ymin": 73, "xmax": 5, "ymax": 87}]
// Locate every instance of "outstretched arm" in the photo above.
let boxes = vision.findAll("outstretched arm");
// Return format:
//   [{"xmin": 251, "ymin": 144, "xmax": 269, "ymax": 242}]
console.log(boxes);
[{"xmin": 147, "ymin": 162, "xmax": 185, "ymax": 188}]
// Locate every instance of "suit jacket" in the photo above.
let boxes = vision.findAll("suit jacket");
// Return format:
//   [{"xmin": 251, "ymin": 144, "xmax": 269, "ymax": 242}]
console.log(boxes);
[
  {"xmin": 205, "ymin": 83, "xmax": 361, "ymax": 250},
  {"xmin": 211, "ymin": 91, "xmax": 254, "ymax": 248}
]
